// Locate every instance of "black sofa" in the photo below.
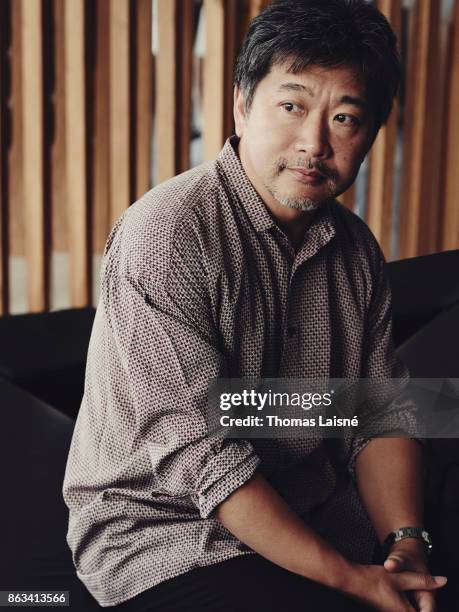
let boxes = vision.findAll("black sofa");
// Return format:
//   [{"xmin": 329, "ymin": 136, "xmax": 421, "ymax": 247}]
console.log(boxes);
[{"xmin": 0, "ymin": 250, "xmax": 458, "ymax": 611}]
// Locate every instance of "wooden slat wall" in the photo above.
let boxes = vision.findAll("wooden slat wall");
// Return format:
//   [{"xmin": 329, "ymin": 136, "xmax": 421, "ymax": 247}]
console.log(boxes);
[
  {"xmin": 223, "ymin": 0, "xmax": 238, "ymax": 140},
  {"xmin": 203, "ymin": 0, "xmax": 259, "ymax": 160},
  {"xmin": 155, "ymin": 1, "xmax": 177, "ymax": 183},
  {"xmin": 108, "ymin": 0, "xmax": 131, "ymax": 227},
  {"xmin": 441, "ymin": 0, "xmax": 459, "ymax": 251},
  {"xmin": 398, "ymin": 0, "xmax": 440, "ymax": 259},
  {"xmin": 135, "ymin": 0, "xmax": 154, "ymax": 195},
  {"xmin": 1, "ymin": 0, "xmax": 459, "ymax": 315},
  {"xmin": 0, "ymin": 0, "xmax": 8, "ymax": 314},
  {"xmin": 249, "ymin": 0, "xmax": 270, "ymax": 20},
  {"xmin": 176, "ymin": 0, "xmax": 193, "ymax": 174},
  {"xmin": 51, "ymin": 0, "xmax": 68, "ymax": 254},
  {"xmin": 366, "ymin": 0, "xmax": 401, "ymax": 259},
  {"xmin": 64, "ymin": 0, "xmax": 89, "ymax": 306},
  {"xmin": 8, "ymin": 0, "xmax": 24, "ymax": 261},
  {"xmin": 92, "ymin": 0, "xmax": 110, "ymax": 255},
  {"xmin": 155, "ymin": 0, "xmax": 194, "ymax": 180},
  {"xmin": 430, "ymin": 20, "xmax": 451, "ymax": 254},
  {"xmin": 21, "ymin": 0, "xmax": 48, "ymax": 311},
  {"xmin": 203, "ymin": 0, "xmax": 225, "ymax": 161}
]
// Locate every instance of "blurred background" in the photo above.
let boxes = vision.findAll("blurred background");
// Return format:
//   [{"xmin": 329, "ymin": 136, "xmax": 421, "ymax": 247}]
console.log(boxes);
[{"xmin": 0, "ymin": 0, "xmax": 458, "ymax": 315}]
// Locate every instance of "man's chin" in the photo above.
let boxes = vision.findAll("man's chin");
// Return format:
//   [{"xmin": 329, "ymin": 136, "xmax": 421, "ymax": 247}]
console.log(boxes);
[
  {"xmin": 279, "ymin": 200, "xmax": 319, "ymax": 212},
  {"xmin": 275, "ymin": 193, "xmax": 328, "ymax": 212},
  {"xmin": 266, "ymin": 180, "xmax": 337, "ymax": 212}
]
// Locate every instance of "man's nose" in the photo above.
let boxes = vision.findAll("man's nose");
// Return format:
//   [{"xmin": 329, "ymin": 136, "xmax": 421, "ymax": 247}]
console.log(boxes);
[{"xmin": 295, "ymin": 113, "xmax": 331, "ymax": 159}]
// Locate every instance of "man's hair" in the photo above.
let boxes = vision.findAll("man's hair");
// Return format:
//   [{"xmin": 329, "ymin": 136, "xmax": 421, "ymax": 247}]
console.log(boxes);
[{"xmin": 234, "ymin": 0, "xmax": 401, "ymax": 131}]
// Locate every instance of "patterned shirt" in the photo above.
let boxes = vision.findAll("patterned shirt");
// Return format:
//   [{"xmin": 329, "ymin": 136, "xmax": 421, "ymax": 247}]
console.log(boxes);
[{"xmin": 63, "ymin": 136, "xmax": 420, "ymax": 607}]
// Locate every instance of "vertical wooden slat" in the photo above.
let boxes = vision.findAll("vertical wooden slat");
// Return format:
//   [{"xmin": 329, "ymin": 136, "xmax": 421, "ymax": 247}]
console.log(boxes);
[
  {"xmin": 21, "ymin": 0, "xmax": 47, "ymax": 311},
  {"xmin": 249, "ymin": 0, "xmax": 269, "ymax": 20},
  {"xmin": 366, "ymin": 0, "xmax": 401, "ymax": 259},
  {"xmin": 441, "ymin": 0, "xmax": 459, "ymax": 251},
  {"xmin": 234, "ymin": 0, "xmax": 253, "ymax": 50},
  {"xmin": 223, "ymin": 0, "xmax": 237, "ymax": 140},
  {"xmin": 398, "ymin": 0, "xmax": 440, "ymax": 259},
  {"xmin": 135, "ymin": 0, "xmax": 154, "ymax": 195},
  {"xmin": 176, "ymin": 0, "xmax": 193, "ymax": 174},
  {"xmin": 203, "ymin": 0, "xmax": 224, "ymax": 161},
  {"xmin": 93, "ymin": 0, "xmax": 110, "ymax": 253},
  {"xmin": 64, "ymin": 0, "xmax": 89, "ymax": 306},
  {"xmin": 155, "ymin": 0, "xmax": 176, "ymax": 183},
  {"xmin": 8, "ymin": 0, "xmax": 24, "ymax": 259},
  {"xmin": 109, "ymin": 0, "xmax": 131, "ymax": 226},
  {"xmin": 429, "ymin": 20, "xmax": 451, "ymax": 254},
  {"xmin": 436, "ymin": 20, "xmax": 452, "ymax": 252},
  {"xmin": 203, "ymin": 0, "xmax": 242, "ymax": 160},
  {"xmin": 0, "ymin": 0, "xmax": 9, "ymax": 314},
  {"xmin": 397, "ymin": 5, "xmax": 414, "ymax": 259},
  {"xmin": 51, "ymin": 0, "xmax": 67, "ymax": 253}
]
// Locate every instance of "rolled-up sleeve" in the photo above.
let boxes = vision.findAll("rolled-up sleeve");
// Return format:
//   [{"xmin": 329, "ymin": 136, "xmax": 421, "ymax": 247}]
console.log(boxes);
[
  {"xmin": 102, "ymin": 210, "xmax": 260, "ymax": 519},
  {"xmin": 347, "ymin": 249, "xmax": 425, "ymax": 479}
]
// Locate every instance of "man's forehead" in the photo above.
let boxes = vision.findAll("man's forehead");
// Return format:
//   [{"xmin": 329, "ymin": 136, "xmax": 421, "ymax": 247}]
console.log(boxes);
[{"xmin": 264, "ymin": 60, "xmax": 367, "ymax": 97}]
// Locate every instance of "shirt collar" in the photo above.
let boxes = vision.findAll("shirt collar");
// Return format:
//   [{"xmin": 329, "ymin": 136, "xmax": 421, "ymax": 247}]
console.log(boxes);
[
  {"xmin": 216, "ymin": 135, "xmax": 336, "ymax": 247},
  {"xmin": 217, "ymin": 135, "xmax": 275, "ymax": 232}
]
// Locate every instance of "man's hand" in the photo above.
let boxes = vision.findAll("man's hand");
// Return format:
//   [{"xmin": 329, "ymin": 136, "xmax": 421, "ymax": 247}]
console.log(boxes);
[
  {"xmin": 345, "ymin": 557, "xmax": 447, "ymax": 612},
  {"xmin": 383, "ymin": 539, "xmax": 445, "ymax": 612}
]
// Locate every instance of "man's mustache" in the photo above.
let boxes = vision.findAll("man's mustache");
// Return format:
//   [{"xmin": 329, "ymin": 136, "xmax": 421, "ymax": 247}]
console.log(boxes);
[{"xmin": 276, "ymin": 158, "xmax": 338, "ymax": 182}]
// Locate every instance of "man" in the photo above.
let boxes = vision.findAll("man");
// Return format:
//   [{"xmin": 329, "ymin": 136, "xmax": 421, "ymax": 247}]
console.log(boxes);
[{"xmin": 63, "ymin": 0, "xmax": 447, "ymax": 610}]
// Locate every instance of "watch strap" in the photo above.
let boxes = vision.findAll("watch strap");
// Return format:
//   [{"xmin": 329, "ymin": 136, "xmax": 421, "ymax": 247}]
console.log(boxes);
[{"xmin": 382, "ymin": 526, "xmax": 432, "ymax": 559}]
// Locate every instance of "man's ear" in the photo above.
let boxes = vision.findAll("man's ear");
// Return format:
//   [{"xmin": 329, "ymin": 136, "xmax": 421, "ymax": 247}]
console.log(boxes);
[{"xmin": 233, "ymin": 86, "xmax": 247, "ymax": 137}]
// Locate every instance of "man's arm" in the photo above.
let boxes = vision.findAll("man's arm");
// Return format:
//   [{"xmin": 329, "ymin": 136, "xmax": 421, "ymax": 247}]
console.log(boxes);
[
  {"xmin": 353, "ymin": 437, "xmax": 447, "ymax": 612},
  {"xmin": 214, "ymin": 470, "xmax": 353, "ymax": 589},
  {"xmin": 214, "ymin": 468, "xmax": 445, "ymax": 611},
  {"xmin": 354, "ymin": 250, "xmax": 425, "ymax": 549},
  {"xmin": 350, "ymin": 246, "xmax": 443, "ymax": 610},
  {"xmin": 354, "ymin": 437, "xmax": 424, "ymax": 545}
]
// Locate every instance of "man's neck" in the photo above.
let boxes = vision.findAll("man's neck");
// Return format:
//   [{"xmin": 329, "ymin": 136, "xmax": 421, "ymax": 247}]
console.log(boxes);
[
  {"xmin": 275, "ymin": 213, "xmax": 316, "ymax": 253},
  {"xmin": 235, "ymin": 137, "xmax": 316, "ymax": 252}
]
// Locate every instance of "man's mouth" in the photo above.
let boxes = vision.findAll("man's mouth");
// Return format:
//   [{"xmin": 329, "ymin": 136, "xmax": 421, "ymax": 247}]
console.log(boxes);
[{"xmin": 287, "ymin": 167, "xmax": 327, "ymax": 184}]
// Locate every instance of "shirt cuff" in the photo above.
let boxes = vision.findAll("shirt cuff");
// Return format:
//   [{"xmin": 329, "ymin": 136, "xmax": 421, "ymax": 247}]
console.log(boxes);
[
  {"xmin": 192, "ymin": 440, "xmax": 261, "ymax": 519},
  {"xmin": 347, "ymin": 437, "xmax": 374, "ymax": 482},
  {"xmin": 347, "ymin": 436, "xmax": 426, "ymax": 483}
]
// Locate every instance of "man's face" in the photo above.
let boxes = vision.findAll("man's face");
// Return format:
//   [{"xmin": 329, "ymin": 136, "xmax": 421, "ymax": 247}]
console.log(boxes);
[{"xmin": 234, "ymin": 62, "xmax": 376, "ymax": 212}]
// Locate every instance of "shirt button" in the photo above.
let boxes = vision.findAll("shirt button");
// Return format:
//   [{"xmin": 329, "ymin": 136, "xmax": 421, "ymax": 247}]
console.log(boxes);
[{"xmin": 287, "ymin": 325, "xmax": 297, "ymax": 338}]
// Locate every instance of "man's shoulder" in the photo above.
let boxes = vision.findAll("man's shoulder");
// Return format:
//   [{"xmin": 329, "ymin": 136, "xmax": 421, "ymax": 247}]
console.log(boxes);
[
  {"xmin": 102, "ymin": 160, "xmax": 224, "ymax": 282},
  {"xmin": 127, "ymin": 159, "xmax": 221, "ymax": 237}
]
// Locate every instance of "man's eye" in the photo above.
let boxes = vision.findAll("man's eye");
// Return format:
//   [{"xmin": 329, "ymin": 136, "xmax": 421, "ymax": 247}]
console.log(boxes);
[
  {"xmin": 334, "ymin": 114, "xmax": 359, "ymax": 126},
  {"xmin": 282, "ymin": 103, "xmax": 301, "ymax": 113}
]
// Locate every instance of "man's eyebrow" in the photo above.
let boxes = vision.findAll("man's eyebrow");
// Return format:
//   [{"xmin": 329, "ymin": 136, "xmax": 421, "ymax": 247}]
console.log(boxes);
[
  {"xmin": 338, "ymin": 95, "xmax": 367, "ymax": 110},
  {"xmin": 277, "ymin": 83, "xmax": 315, "ymax": 96},
  {"xmin": 277, "ymin": 85, "xmax": 367, "ymax": 110}
]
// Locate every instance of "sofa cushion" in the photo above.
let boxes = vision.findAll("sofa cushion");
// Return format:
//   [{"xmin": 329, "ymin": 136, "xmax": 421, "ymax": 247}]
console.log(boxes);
[
  {"xmin": 387, "ymin": 249, "xmax": 459, "ymax": 347},
  {"xmin": 0, "ymin": 308, "xmax": 95, "ymax": 419},
  {"xmin": 0, "ymin": 377, "xmax": 101, "ymax": 610}
]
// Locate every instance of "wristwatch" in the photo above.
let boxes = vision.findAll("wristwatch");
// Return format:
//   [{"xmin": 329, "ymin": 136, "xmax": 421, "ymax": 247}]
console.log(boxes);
[{"xmin": 382, "ymin": 527, "xmax": 433, "ymax": 559}]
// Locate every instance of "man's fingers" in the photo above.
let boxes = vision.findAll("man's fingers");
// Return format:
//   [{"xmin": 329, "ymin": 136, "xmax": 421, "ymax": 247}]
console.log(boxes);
[
  {"xmin": 396, "ymin": 572, "xmax": 447, "ymax": 592},
  {"xmin": 413, "ymin": 589, "xmax": 436, "ymax": 612},
  {"xmin": 384, "ymin": 553, "xmax": 406, "ymax": 571}
]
